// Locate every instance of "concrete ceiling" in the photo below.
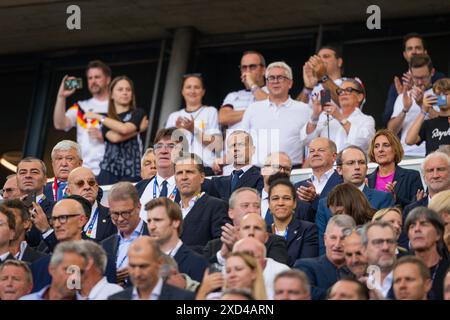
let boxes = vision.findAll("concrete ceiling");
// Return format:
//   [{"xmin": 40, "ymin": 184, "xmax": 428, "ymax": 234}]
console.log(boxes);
[{"xmin": 1, "ymin": 0, "xmax": 449, "ymax": 55}]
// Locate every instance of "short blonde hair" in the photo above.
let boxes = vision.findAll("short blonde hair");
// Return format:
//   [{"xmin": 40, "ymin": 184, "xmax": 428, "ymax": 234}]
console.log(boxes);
[
  {"xmin": 372, "ymin": 207, "xmax": 402, "ymax": 222},
  {"xmin": 433, "ymin": 78, "xmax": 450, "ymax": 94},
  {"xmin": 428, "ymin": 190, "xmax": 450, "ymax": 216},
  {"xmin": 368, "ymin": 129, "xmax": 404, "ymax": 164}
]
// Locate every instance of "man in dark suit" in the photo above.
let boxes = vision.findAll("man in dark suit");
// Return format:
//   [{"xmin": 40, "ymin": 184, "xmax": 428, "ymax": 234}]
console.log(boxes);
[
  {"xmin": 108, "ymin": 236, "xmax": 195, "ymax": 300},
  {"xmin": 174, "ymin": 153, "xmax": 231, "ymax": 253},
  {"xmin": 43, "ymin": 140, "xmax": 83, "ymax": 202},
  {"xmin": 101, "ymin": 182, "xmax": 149, "ymax": 286},
  {"xmin": 66, "ymin": 167, "xmax": 116, "ymax": 242},
  {"xmin": 0, "ymin": 206, "xmax": 16, "ymax": 264},
  {"xmin": 295, "ymin": 137, "xmax": 342, "ymax": 222},
  {"xmin": 203, "ymin": 187, "xmax": 289, "ymax": 265},
  {"xmin": 400, "ymin": 151, "xmax": 450, "ymax": 248},
  {"xmin": 316, "ymin": 145, "xmax": 394, "ymax": 253},
  {"xmin": 294, "ymin": 214, "xmax": 356, "ymax": 300},
  {"xmin": 145, "ymin": 197, "xmax": 207, "ymax": 282},
  {"xmin": 135, "ymin": 127, "xmax": 181, "ymax": 221},
  {"xmin": 4, "ymin": 200, "xmax": 46, "ymax": 264},
  {"xmin": 16, "ymin": 157, "xmax": 54, "ymax": 247},
  {"xmin": 208, "ymin": 130, "xmax": 263, "ymax": 203}
]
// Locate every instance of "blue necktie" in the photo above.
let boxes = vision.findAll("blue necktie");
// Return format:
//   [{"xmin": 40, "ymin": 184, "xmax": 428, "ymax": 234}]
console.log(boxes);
[
  {"xmin": 159, "ymin": 180, "xmax": 168, "ymax": 197},
  {"xmin": 57, "ymin": 182, "xmax": 67, "ymax": 201},
  {"xmin": 230, "ymin": 169, "xmax": 243, "ymax": 192},
  {"xmin": 265, "ymin": 208, "xmax": 274, "ymax": 228}
]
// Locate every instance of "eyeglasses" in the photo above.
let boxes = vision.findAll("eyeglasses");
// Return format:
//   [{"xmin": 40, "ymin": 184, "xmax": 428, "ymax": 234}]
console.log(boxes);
[
  {"xmin": 49, "ymin": 214, "xmax": 81, "ymax": 224},
  {"xmin": 266, "ymin": 75, "xmax": 290, "ymax": 83},
  {"xmin": 73, "ymin": 179, "xmax": 97, "ymax": 188},
  {"xmin": 264, "ymin": 164, "xmax": 292, "ymax": 173},
  {"xmin": 342, "ymin": 160, "xmax": 367, "ymax": 167},
  {"xmin": 370, "ymin": 238, "xmax": 397, "ymax": 247},
  {"xmin": 153, "ymin": 143, "xmax": 176, "ymax": 150},
  {"xmin": 336, "ymin": 87, "xmax": 363, "ymax": 96},
  {"xmin": 110, "ymin": 209, "xmax": 135, "ymax": 220},
  {"xmin": 239, "ymin": 64, "xmax": 263, "ymax": 71},
  {"xmin": 0, "ymin": 188, "xmax": 18, "ymax": 197}
]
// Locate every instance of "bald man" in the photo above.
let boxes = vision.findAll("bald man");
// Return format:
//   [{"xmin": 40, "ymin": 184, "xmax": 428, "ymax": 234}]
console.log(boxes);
[
  {"xmin": 66, "ymin": 167, "xmax": 116, "ymax": 241},
  {"xmin": 108, "ymin": 236, "xmax": 195, "ymax": 300}
]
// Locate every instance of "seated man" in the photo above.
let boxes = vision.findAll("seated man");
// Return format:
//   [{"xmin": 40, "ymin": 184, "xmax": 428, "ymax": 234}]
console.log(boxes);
[
  {"xmin": 273, "ymin": 269, "xmax": 311, "ymax": 300},
  {"xmin": 393, "ymin": 255, "xmax": 432, "ymax": 300},
  {"xmin": 327, "ymin": 278, "xmax": 369, "ymax": 300},
  {"xmin": 294, "ymin": 215, "xmax": 355, "ymax": 300},
  {"xmin": 0, "ymin": 260, "xmax": 33, "ymax": 300}
]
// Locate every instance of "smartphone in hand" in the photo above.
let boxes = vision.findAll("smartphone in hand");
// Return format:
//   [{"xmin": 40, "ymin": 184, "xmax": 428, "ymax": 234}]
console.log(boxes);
[{"xmin": 64, "ymin": 78, "xmax": 83, "ymax": 90}]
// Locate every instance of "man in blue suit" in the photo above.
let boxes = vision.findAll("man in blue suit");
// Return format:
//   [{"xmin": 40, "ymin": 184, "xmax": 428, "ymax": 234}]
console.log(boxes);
[
  {"xmin": 295, "ymin": 137, "xmax": 342, "ymax": 222},
  {"xmin": 294, "ymin": 215, "xmax": 356, "ymax": 300},
  {"xmin": 145, "ymin": 197, "xmax": 207, "ymax": 283},
  {"xmin": 108, "ymin": 236, "xmax": 194, "ymax": 300},
  {"xmin": 316, "ymin": 145, "xmax": 394, "ymax": 254}
]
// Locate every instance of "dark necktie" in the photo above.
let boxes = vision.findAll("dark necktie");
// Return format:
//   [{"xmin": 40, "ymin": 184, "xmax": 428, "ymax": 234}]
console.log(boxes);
[
  {"xmin": 265, "ymin": 208, "xmax": 274, "ymax": 227},
  {"xmin": 230, "ymin": 169, "xmax": 244, "ymax": 192},
  {"xmin": 160, "ymin": 180, "xmax": 168, "ymax": 197},
  {"xmin": 57, "ymin": 182, "xmax": 67, "ymax": 201}
]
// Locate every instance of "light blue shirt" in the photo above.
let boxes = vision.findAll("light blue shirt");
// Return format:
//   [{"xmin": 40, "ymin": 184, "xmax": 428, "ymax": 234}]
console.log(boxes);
[
  {"xmin": 131, "ymin": 277, "xmax": 163, "ymax": 300},
  {"xmin": 20, "ymin": 285, "xmax": 50, "ymax": 300},
  {"xmin": 116, "ymin": 219, "xmax": 145, "ymax": 269}
]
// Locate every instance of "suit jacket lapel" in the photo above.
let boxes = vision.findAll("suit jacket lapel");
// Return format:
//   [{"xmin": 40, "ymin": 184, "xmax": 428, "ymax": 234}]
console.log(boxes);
[
  {"xmin": 286, "ymin": 219, "xmax": 302, "ymax": 247},
  {"xmin": 320, "ymin": 171, "xmax": 342, "ymax": 198},
  {"xmin": 236, "ymin": 166, "xmax": 259, "ymax": 189}
]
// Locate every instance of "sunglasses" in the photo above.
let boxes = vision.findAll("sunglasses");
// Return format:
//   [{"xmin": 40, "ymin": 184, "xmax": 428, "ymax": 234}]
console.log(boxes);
[{"xmin": 73, "ymin": 179, "xmax": 97, "ymax": 188}]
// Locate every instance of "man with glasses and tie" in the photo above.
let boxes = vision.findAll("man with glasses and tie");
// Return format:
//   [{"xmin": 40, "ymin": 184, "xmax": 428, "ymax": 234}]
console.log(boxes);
[
  {"xmin": 1, "ymin": 174, "xmax": 21, "ymax": 200},
  {"xmin": 241, "ymin": 61, "xmax": 312, "ymax": 168},
  {"xmin": 43, "ymin": 140, "xmax": 83, "ymax": 202},
  {"xmin": 136, "ymin": 127, "xmax": 181, "ymax": 220},
  {"xmin": 66, "ymin": 167, "xmax": 116, "ymax": 242},
  {"xmin": 219, "ymin": 51, "xmax": 268, "ymax": 131},
  {"xmin": 101, "ymin": 182, "xmax": 149, "ymax": 287}
]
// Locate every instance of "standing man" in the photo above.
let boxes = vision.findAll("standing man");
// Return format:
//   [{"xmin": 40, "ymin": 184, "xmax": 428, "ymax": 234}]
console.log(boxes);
[
  {"xmin": 241, "ymin": 61, "xmax": 312, "ymax": 168},
  {"xmin": 53, "ymin": 60, "xmax": 111, "ymax": 176},
  {"xmin": 44, "ymin": 140, "xmax": 83, "ymax": 202},
  {"xmin": 219, "ymin": 51, "xmax": 268, "ymax": 131}
]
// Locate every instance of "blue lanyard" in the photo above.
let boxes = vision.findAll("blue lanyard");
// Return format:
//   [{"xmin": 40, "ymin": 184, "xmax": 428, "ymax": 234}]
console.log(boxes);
[
  {"xmin": 153, "ymin": 177, "xmax": 178, "ymax": 200},
  {"xmin": 85, "ymin": 207, "xmax": 99, "ymax": 238}
]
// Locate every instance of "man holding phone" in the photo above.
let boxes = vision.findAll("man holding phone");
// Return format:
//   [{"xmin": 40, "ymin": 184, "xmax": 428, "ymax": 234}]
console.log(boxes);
[{"xmin": 53, "ymin": 60, "xmax": 111, "ymax": 177}]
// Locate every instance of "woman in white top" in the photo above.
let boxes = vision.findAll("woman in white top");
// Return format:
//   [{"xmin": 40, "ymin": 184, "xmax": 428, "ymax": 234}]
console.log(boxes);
[{"xmin": 165, "ymin": 74, "xmax": 221, "ymax": 175}]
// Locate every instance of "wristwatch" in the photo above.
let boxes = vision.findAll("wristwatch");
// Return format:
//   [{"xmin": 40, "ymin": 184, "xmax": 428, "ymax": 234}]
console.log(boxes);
[
  {"xmin": 340, "ymin": 118, "xmax": 349, "ymax": 126},
  {"xmin": 319, "ymin": 75, "xmax": 329, "ymax": 84}
]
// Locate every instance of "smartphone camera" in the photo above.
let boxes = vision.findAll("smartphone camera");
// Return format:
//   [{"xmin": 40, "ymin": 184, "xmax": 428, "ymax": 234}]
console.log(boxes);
[
  {"xmin": 64, "ymin": 78, "xmax": 83, "ymax": 90},
  {"xmin": 320, "ymin": 89, "xmax": 331, "ymax": 106},
  {"xmin": 436, "ymin": 94, "xmax": 447, "ymax": 107}
]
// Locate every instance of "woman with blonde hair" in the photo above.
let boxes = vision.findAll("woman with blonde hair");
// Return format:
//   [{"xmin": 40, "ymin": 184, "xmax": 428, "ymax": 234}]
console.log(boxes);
[
  {"xmin": 428, "ymin": 190, "xmax": 450, "ymax": 252},
  {"xmin": 372, "ymin": 207, "xmax": 408, "ymax": 254}
]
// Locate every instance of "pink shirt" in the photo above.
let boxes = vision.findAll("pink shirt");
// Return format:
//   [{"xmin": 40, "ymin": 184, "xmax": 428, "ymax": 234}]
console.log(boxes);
[{"xmin": 375, "ymin": 171, "xmax": 395, "ymax": 192}]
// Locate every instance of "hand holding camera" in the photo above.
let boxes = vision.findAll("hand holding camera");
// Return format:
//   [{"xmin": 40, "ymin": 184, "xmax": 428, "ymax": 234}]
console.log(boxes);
[{"xmin": 58, "ymin": 75, "xmax": 82, "ymax": 98}]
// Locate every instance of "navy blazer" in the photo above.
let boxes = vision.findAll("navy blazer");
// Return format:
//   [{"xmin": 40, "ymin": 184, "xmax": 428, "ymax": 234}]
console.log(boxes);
[
  {"xmin": 294, "ymin": 171, "xmax": 343, "ymax": 222},
  {"xmin": 30, "ymin": 255, "xmax": 51, "ymax": 292},
  {"xmin": 174, "ymin": 243, "xmax": 208, "ymax": 282},
  {"xmin": 398, "ymin": 197, "xmax": 429, "ymax": 248},
  {"xmin": 367, "ymin": 165, "xmax": 423, "ymax": 209},
  {"xmin": 136, "ymin": 176, "xmax": 181, "ymax": 204},
  {"xmin": 180, "ymin": 194, "xmax": 231, "ymax": 254},
  {"xmin": 108, "ymin": 282, "xmax": 195, "ymax": 300},
  {"xmin": 209, "ymin": 166, "xmax": 264, "ymax": 203},
  {"xmin": 269, "ymin": 218, "xmax": 319, "ymax": 267},
  {"xmin": 94, "ymin": 203, "xmax": 117, "ymax": 242},
  {"xmin": 102, "ymin": 222, "xmax": 150, "ymax": 284},
  {"xmin": 21, "ymin": 244, "xmax": 46, "ymax": 264},
  {"xmin": 26, "ymin": 197, "xmax": 55, "ymax": 248},
  {"xmin": 294, "ymin": 254, "xmax": 344, "ymax": 300},
  {"xmin": 316, "ymin": 185, "xmax": 394, "ymax": 254},
  {"xmin": 203, "ymin": 234, "xmax": 289, "ymax": 265}
]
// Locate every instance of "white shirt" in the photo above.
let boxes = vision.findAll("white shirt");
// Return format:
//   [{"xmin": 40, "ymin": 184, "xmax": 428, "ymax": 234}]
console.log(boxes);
[
  {"xmin": 164, "ymin": 239, "xmax": 183, "ymax": 257},
  {"xmin": 14, "ymin": 241, "xmax": 28, "ymax": 260},
  {"xmin": 301, "ymin": 107, "xmax": 375, "ymax": 153},
  {"xmin": 139, "ymin": 175, "xmax": 176, "ymax": 220},
  {"xmin": 222, "ymin": 87, "xmax": 269, "ymax": 131},
  {"xmin": 309, "ymin": 79, "xmax": 344, "ymax": 105},
  {"xmin": 0, "ymin": 252, "xmax": 10, "ymax": 262},
  {"xmin": 241, "ymin": 97, "xmax": 311, "ymax": 166},
  {"xmin": 131, "ymin": 277, "xmax": 163, "ymax": 300},
  {"xmin": 263, "ymin": 257, "xmax": 290, "ymax": 300},
  {"xmin": 261, "ymin": 189, "xmax": 269, "ymax": 220},
  {"xmin": 166, "ymin": 106, "xmax": 221, "ymax": 167},
  {"xmin": 83, "ymin": 202, "xmax": 99, "ymax": 239},
  {"xmin": 310, "ymin": 168, "xmax": 335, "ymax": 195},
  {"xmin": 65, "ymin": 98, "xmax": 108, "ymax": 175},
  {"xmin": 180, "ymin": 192, "xmax": 204, "ymax": 219},
  {"xmin": 77, "ymin": 277, "xmax": 123, "ymax": 300},
  {"xmin": 391, "ymin": 88, "xmax": 434, "ymax": 157},
  {"xmin": 380, "ymin": 271, "xmax": 394, "ymax": 298}
]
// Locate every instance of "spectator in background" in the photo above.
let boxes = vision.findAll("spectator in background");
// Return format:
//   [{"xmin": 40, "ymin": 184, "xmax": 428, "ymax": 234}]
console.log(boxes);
[
  {"xmin": 0, "ymin": 205, "xmax": 15, "ymax": 263},
  {"xmin": 166, "ymin": 74, "xmax": 221, "ymax": 176},
  {"xmin": 393, "ymin": 255, "xmax": 432, "ymax": 300},
  {"xmin": 53, "ymin": 60, "xmax": 111, "ymax": 176},
  {"xmin": 406, "ymin": 78, "xmax": 450, "ymax": 154},
  {"xmin": 241, "ymin": 61, "xmax": 311, "ymax": 168},
  {"xmin": 44, "ymin": 140, "xmax": 83, "ymax": 202},
  {"xmin": 140, "ymin": 148, "xmax": 157, "ymax": 180},
  {"xmin": 0, "ymin": 260, "xmax": 33, "ymax": 300},
  {"xmin": 342, "ymin": 228, "xmax": 368, "ymax": 281},
  {"xmin": 367, "ymin": 129, "xmax": 424, "ymax": 208},
  {"xmin": 1, "ymin": 174, "xmax": 21, "ymax": 200},
  {"xmin": 302, "ymin": 78, "xmax": 375, "ymax": 154},
  {"xmin": 444, "ymin": 268, "xmax": 450, "ymax": 300},
  {"xmin": 273, "ymin": 269, "xmax": 311, "ymax": 300},
  {"xmin": 372, "ymin": 207, "xmax": 406, "ymax": 252},
  {"xmin": 388, "ymin": 54, "xmax": 436, "ymax": 157},
  {"xmin": 383, "ymin": 33, "xmax": 446, "ymax": 126},
  {"xmin": 219, "ymin": 51, "xmax": 268, "ymax": 131},
  {"xmin": 328, "ymin": 278, "xmax": 370, "ymax": 300},
  {"xmin": 428, "ymin": 190, "xmax": 450, "ymax": 253},
  {"xmin": 405, "ymin": 207, "xmax": 449, "ymax": 300},
  {"xmin": 85, "ymin": 76, "xmax": 148, "ymax": 185}
]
